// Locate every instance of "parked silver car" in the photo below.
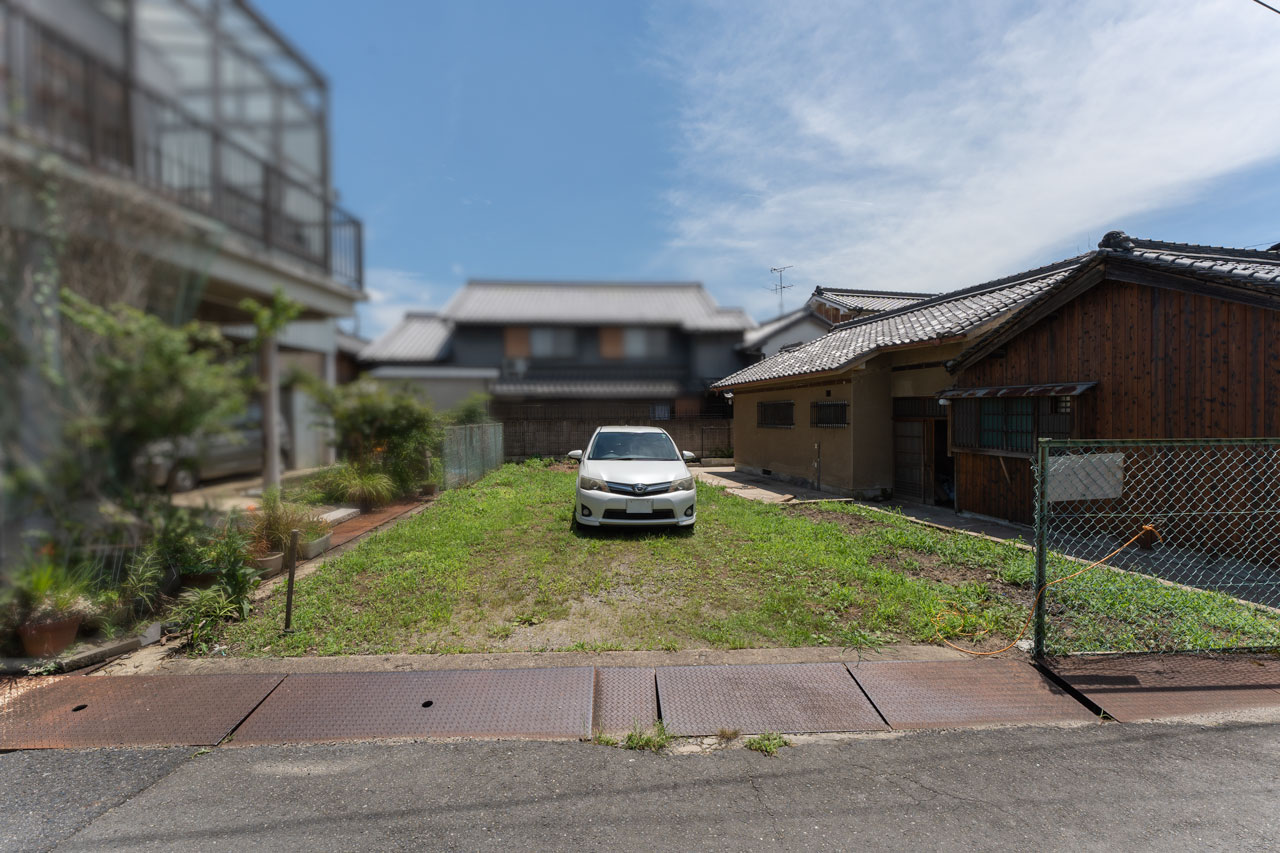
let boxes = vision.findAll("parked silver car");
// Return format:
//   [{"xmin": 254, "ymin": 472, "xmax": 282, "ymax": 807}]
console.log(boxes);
[
  {"xmin": 569, "ymin": 426, "xmax": 697, "ymax": 528},
  {"xmin": 136, "ymin": 403, "xmax": 291, "ymax": 492}
]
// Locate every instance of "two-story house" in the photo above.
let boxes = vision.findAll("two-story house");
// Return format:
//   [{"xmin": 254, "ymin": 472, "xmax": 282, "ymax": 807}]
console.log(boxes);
[
  {"xmin": 361, "ymin": 280, "xmax": 756, "ymax": 457},
  {"xmin": 2, "ymin": 0, "xmax": 365, "ymax": 483}
]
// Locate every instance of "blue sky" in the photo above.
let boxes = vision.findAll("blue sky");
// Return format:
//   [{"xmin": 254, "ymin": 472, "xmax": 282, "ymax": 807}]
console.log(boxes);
[{"xmin": 261, "ymin": 0, "xmax": 1280, "ymax": 338}]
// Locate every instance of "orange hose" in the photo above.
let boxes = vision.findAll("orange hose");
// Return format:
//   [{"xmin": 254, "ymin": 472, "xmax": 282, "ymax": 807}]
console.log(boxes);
[{"xmin": 934, "ymin": 524, "xmax": 1161, "ymax": 656}]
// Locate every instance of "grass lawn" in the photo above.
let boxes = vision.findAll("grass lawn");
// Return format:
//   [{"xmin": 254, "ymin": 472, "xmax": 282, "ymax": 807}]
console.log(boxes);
[{"xmin": 216, "ymin": 461, "xmax": 1280, "ymax": 657}]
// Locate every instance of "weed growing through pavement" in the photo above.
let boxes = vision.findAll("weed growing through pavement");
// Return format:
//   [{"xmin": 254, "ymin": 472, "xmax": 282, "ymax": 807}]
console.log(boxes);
[
  {"xmin": 745, "ymin": 732, "xmax": 790, "ymax": 756},
  {"xmin": 624, "ymin": 720, "xmax": 672, "ymax": 752}
]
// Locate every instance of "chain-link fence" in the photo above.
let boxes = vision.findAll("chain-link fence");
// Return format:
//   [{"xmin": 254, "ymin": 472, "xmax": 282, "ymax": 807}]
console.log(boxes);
[
  {"xmin": 441, "ymin": 423, "xmax": 504, "ymax": 489},
  {"xmin": 1033, "ymin": 438, "xmax": 1280, "ymax": 657}
]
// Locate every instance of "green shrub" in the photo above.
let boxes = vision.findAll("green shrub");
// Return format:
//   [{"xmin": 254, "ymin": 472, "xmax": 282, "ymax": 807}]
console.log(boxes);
[
  {"xmin": 59, "ymin": 291, "xmax": 249, "ymax": 494},
  {"xmin": 149, "ymin": 505, "xmax": 212, "ymax": 578},
  {"xmin": 335, "ymin": 465, "xmax": 396, "ymax": 511},
  {"xmin": 304, "ymin": 378, "xmax": 442, "ymax": 498},
  {"xmin": 445, "ymin": 392, "xmax": 492, "ymax": 425}
]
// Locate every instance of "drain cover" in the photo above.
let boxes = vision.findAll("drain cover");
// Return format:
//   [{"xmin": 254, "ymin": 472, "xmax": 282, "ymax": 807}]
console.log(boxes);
[
  {"xmin": 656, "ymin": 663, "xmax": 887, "ymax": 736},
  {"xmin": 848, "ymin": 659, "xmax": 1096, "ymax": 729},
  {"xmin": 1047, "ymin": 654, "xmax": 1280, "ymax": 722},
  {"xmin": 231, "ymin": 668, "xmax": 595, "ymax": 744},
  {"xmin": 592, "ymin": 668, "xmax": 657, "ymax": 736},
  {"xmin": 0, "ymin": 674, "xmax": 284, "ymax": 749}
]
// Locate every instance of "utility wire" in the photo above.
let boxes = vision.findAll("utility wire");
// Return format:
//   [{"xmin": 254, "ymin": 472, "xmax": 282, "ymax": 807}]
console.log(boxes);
[{"xmin": 1250, "ymin": 0, "xmax": 1280, "ymax": 16}]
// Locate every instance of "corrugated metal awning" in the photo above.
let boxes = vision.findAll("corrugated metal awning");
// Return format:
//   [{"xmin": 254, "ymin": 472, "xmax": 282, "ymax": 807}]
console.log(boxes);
[{"xmin": 938, "ymin": 382, "xmax": 1097, "ymax": 399}]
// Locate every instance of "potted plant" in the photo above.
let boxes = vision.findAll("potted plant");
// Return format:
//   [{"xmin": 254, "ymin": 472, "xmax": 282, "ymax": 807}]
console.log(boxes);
[
  {"xmin": 297, "ymin": 516, "xmax": 333, "ymax": 561},
  {"xmin": 10, "ymin": 559, "xmax": 94, "ymax": 658},
  {"xmin": 245, "ymin": 488, "xmax": 330, "ymax": 571}
]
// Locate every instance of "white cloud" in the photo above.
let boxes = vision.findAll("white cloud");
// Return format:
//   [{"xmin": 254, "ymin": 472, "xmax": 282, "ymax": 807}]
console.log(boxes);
[
  {"xmin": 649, "ymin": 0, "xmax": 1280, "ymax": 315},
  {"xmin": 358, "ymin": 267, "xmax": 449, "ymax": 340}
]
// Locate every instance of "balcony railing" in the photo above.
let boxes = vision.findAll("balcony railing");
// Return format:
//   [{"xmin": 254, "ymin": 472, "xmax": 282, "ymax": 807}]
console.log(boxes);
[{"xmin": 0, "ymin": 7, "xmax": 362, "ymax": 290}]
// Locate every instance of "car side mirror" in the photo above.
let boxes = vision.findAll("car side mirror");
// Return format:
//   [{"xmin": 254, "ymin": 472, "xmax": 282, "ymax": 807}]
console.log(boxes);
[
  {"xmin": 567, "ymin": 450, "xmax": 583, "ymax": 460},
  {"xmin": 682, "ymin": 450, "xmax": 697, "ymax": 462}
]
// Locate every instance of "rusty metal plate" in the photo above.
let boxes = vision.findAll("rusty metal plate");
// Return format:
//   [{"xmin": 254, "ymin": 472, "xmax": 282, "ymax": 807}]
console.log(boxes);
[
  {"xmin": 592, "ymin": 668, "xmax": 657, "ymax": 736},
  {"xmin": 0, "ymin": 674, "xmax": 284, "ymax": 749},
  {"xmin": 231, "ymin": 668, "xmax": 594, "ymax": 745},
  {"xmin": 656, "ymin": 663, "xmax": 887, "ymax": 736},
  {"xmin": 1048, "ymin": 654, "xmax": 1280, "ymax": 722},
  {"xmin": 848, "ymin": 660, "xmax": 1096, "ymax": 729}
]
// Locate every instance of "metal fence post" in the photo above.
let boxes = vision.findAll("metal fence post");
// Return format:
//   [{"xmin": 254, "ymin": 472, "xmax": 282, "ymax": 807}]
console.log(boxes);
[
  {"xmin": 283, "ymin": 528, "xmax": 300, "ymax": 633},
  {"xmin": 1033, "ymin": 439, "xmax": 1050, "ymax": 659}
]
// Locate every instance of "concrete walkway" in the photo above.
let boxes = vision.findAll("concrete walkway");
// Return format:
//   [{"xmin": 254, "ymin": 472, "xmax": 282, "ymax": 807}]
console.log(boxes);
[
  {"xmin": 694, "ymin": 466, "xmax": 1030, "ymax": 542},
  {"xmin": 169, "ymin": 467, "xmax": 329, "ymax": 513}
]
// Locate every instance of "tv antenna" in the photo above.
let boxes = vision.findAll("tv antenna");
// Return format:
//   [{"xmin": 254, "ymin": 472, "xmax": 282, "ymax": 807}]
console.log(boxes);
[{"xmin": 766, "ymin": 266, "xmax": 794, "ymax": 315}]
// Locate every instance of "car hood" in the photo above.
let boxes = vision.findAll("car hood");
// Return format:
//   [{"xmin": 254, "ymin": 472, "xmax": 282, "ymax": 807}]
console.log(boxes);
[{"xmin": 580, "ymin": 459, "xmax": 690, "ymax": 485}]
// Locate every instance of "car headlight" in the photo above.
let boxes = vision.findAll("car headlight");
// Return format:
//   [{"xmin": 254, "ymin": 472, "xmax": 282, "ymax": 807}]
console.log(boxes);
[
  {"xmin": 672, "ymin": 476, "xmax": 695, "ymax": 492},
  {"xmin": 578, "ymin": 475, "xmax": 609, "ymax": 492}
]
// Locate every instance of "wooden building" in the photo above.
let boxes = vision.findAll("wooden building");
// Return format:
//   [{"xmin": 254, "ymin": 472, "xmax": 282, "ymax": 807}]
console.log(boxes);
[
  {"xmin": 715, "ymin": 232, "xmax": 1280, "ymax": 526},
  {"xmin": 943, "ymin": 232, "xmax": 1280, "ymax": 524},
  {"xmin": 712, "ymin": 268, "xmax": 1080, "ymax": 499}
]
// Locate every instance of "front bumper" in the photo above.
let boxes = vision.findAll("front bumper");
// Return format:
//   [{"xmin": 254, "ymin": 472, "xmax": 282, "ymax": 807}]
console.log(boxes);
[{"xmin": 575, "ymin": 486, "xmax": 696, "ymax": 526}]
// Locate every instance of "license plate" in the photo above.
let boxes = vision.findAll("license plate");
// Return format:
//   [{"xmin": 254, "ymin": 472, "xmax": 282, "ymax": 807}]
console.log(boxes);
[{"xmin": 625, "ymin": 499, "xmax": 653, "ymax": 514}]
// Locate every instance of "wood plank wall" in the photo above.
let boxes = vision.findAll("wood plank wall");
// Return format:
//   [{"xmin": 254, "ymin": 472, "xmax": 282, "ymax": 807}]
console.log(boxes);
[{"xmin": 952, "ymin": 278, "xmax": 1280, "ymax": 525}]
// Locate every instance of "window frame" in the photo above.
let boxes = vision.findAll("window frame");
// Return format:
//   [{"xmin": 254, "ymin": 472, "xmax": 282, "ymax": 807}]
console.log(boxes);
[
  {"xmin": 529, "ymin": 326, "xmax": 576, "ymax": 359},
  {"xmin": 756, "ymin": 400, "xmax": 795, "ymax": 429},
  {"xmin": 951, "ymin": 395, "xmax": 1074, "ymax": 457},
  {"xmin": 622, "ymin": 326, "xmax": 670, "ymax": 359},
  {"xmin": 810, "ymin": 400, "xmax": 849, "ymax": 428}
]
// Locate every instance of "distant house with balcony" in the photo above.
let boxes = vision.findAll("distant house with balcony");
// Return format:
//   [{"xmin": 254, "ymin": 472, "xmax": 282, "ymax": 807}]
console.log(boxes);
[
  {"xmin": 1, "ymin": 0, "xmax": 365, "ymax": 474},
  {"xmin": 360, "ymin": 280, "xmax": 757, "ymax": 457}
]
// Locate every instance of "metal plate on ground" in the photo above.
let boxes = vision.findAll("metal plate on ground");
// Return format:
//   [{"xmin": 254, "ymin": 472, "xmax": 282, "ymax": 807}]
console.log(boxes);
[
  {"xmin": 231, "ymin": 668, "xmax": 595, "ymax": 745},
  {"xmin": 848, "ymin": 660, "xmax": 1096, "ymax": 729},
  {"xmin": 0, "ymin": 674, "xmax": 284, "ymax": 749},
  {"xmin": 1047, "ymin": 654, "xmax": 1280, "ymax": 722},
  {"xmin": 656, "ymin": 663, "xmax": 887, "ymax": 736},
  {"xmin": 592, "ymin": 668, "xmax": 657, "ymax": 736}
]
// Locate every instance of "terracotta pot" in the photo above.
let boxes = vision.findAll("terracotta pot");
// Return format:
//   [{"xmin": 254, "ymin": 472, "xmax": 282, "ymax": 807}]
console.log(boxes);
[
  {"xmin": 299, "ymin": 532, "xmax": 332, "ymax": 561},
  {"xmin": 18, "ymin": 615, "xmax": 82, "ymax": 658},
  {"xmin": 255, "ymin": 552, "xmax": 284, "ymax": 577}
]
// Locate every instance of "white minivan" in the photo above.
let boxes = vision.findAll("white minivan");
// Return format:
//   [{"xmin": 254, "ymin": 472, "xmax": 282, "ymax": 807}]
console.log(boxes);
[{"xmin": 569, "ymin": 426, "xmax": 697, "ymax": 528}]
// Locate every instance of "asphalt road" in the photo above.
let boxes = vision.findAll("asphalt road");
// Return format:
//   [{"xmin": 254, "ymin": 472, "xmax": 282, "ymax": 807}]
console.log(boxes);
[{"xmin": 5, "ymin": 721, "xmax": 1279, "ymax": 852}]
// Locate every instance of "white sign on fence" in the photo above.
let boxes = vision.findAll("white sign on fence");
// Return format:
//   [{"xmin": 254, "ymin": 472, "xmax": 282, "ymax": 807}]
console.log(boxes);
[{"xmin": 1046, "ymin": 453, "xmax": 1124, "ymax": 502}]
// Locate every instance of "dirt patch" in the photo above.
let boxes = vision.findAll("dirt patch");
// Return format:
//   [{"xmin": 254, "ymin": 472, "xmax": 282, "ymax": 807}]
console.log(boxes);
[
  {"xmin": 785, "ymin": 504, "xmax": 877, "ymax": 536},
  {"xmin": 788, "ymin": 504, "xmax": 1034, "ymax": 607},
  {"xmin": 876, "ymin": 553, "xmax": 1034, "ymax": 607}
]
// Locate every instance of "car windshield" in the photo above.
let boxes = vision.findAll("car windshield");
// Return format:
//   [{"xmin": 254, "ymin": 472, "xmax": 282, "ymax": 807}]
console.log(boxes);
[{"xmin": 588, "ymin": 432, "xmax": 679, "ymax": 461}]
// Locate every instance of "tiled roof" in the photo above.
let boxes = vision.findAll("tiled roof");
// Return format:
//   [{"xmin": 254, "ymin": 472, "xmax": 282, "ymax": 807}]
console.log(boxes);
[
  {"xmin": 1110, "ymin": 237, "xmax": 1280, "ymax": 287},
  {"xmin": 716, "ymin": 232, "xmax": 1280, "ymax": 389},
  {"xmin": 811, "ymin": 288, "xmax": 931, "ymax": 314},
  {"xmin": 713, "ymin": 258, "xmax": 1086, "ymax": 388},
  {"xmin": 489, "ymin": 379, "xmax": 683, "ymax": 399},
  {"xmin": 443, "ymin": 280, "xmax": 756, "ymax": 332},
  {"xmin": 359, "ymin": 313, "xmax": 453, "ymax": 363},
  {"xmin": 740, "ymin": 307, "xmax": 832, "ymax": 349}
]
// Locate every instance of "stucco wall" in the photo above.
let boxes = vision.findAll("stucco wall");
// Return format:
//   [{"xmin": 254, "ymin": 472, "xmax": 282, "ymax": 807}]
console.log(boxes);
[
  {"xmin": 730, "ymin": 345, "xmax": 964, "ymax": 497},
  {"xmin": 731, "ymin": 365, "xmax": 893, "ymax": 496}
]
